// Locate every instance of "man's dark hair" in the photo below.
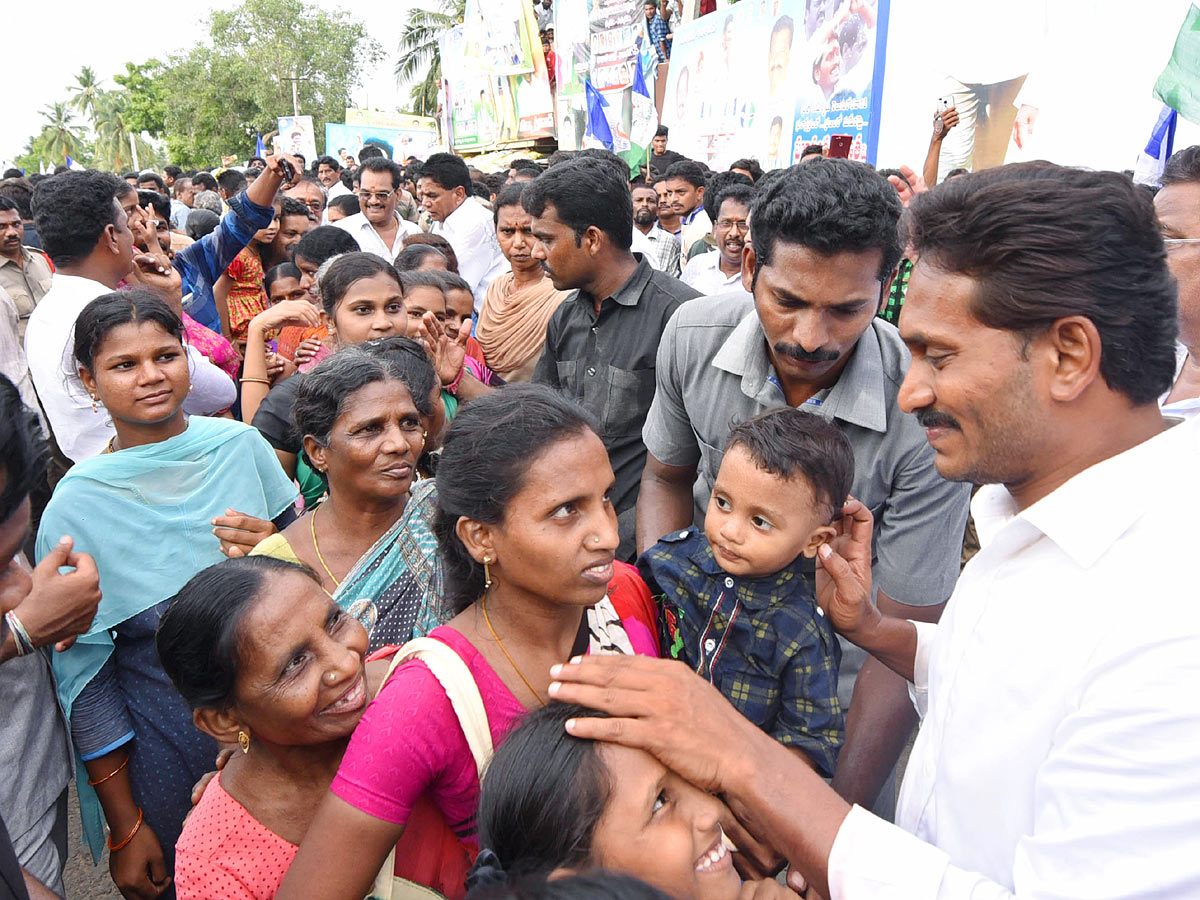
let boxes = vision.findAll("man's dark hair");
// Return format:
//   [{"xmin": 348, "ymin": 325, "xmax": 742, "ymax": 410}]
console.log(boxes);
[
  {"xmin": 32, "ymin": 171, "xmax": 122, "ymax": 268},
  {"xmin": 522, "ymin": 158, "xmax": 633, "ymax": 250},
  {"xmin": 327, "ymin": 194, "xmax": 361, "ymax": 218},
  {"xmin": 358, "ymin": 144, "xmax": 385, "ymax": 162},
  {"xmin": 137, "ymin": 172, "xmax": 166, "ymax": 192},
  {"xmin": 943, "ymin": 167, "xmax": 969, "ymax": 180},
  {"xmin": 0, "ymin": 374, "xmax": 45, "ymax": 525},
  {"xmin": 1160, "ymin": 145, "xmax": 1200, "ymax": 186},
  {"xmin": 0, "ymin": 197, "xmax": 18, "ymax": 215},
  {"xmin": 0, "ymin": 179, "xmax": 34, "ymax": 219},
  {"xmin": 359, "ymin": 156, "xmax": 402, "ymax": 190},
  {"xmin": 470, "ymin": 180, "xmax": 491, "ymax": 200},
  {"xmin": 547, "ymin": 150, "xmax": 576, "ymax": 167},
  {"xmin": 418, "ymin": 152, "xmax": 472, "ymax": 193},
  {"xmin": 217, "ymin": 169, "xmax": 248, "ymax": 196},
  {"xmin": 711, "ymin": 182, "xmax": 756, "ymax": 222},
  {"xmin": 729, "ymin": 158, "xmax": 764, "ymax": 182},
  {"xmin": 2, "ymin": 169, "xmax": 22, "ymax": 180},
  {"xmin": 279, "ymin": 195, "xmax": 314, "ymax": 221},
  {"xmin": 907, "ymin": 163, "xmax": 1177, "ymax": 405},
  {"xmin": 316, "ymin": 155, "xmax": 342, "ymax": 172},
  {"xmin": 575, "ymin": 148, "xmax": 631, "ymax": 186},
  {"xmin": 27, "ymin": 174, "xmax": 48, "ymax": 188},
  {"xmin": 654, "ymin": 124, "xmax": 669, "ymax": 139},
  {"xmin": 770, "ymin": 14, "xmax": 794, "ymax": 44},
  {"xmin": 247, "ymin": 156, "xmax": 266, "ymax": 167},
  {"xmin": 193, "ymin": 172, "xmax": 218, "ymax": 192},
  {"xmin": 52, "ymin": 165, "xmax": 68, "ymax": 175},
  {"xmin": 293, "ymin": 225, "xmax": 360, "ymax": 268},
  {"xmin": 164, "ymin": 165, "xmax": 183, "ymax": 180},
  {"xmin": 664, "ymin": 160, "xmax": 707, "ymax": 190},
  {"xmin": 511, "ymin": 159, "xmax": 542, "ymax": 178},
  {"xmin": 726, "ymin": 407, "xmax": 854, "ymax": 518},
  {"xmin": 121, "ymin": 172, "xmax": 138, "ymax": 181},
  {"xmin": 800, "ymin": 143, "xmax": 824, "ymax": 159},
  {"xmin": 702, "ymin": 170, "xmax": 753, "ymax": 220},
  {"xmin": 750, "ymin": 159, "xmax": 902, "ymax": 284},
  {"xmin": 185, "ymin": 209, "xmax": 220, "ymax": 241},
  {"xmin": 484, "ymin": 172, "xmax": 508, "ymax": 197},
  {"xmin": 137, "ymin": 189, "xmax": 170, "ymax": 221}
]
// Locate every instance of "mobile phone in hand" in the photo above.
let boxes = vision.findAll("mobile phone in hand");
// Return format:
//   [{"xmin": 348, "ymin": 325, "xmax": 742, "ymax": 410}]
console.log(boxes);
[
  {"xmin": 938, "ymin": 95, "xmax": 955, "ymax": 112},
  {"xmin": 828, "ymin": 135, "xmax": 852, "ymax": 159}
]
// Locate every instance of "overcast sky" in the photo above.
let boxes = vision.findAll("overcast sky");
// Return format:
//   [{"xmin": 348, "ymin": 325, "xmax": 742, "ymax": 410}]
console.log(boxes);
[{"xmin": 2, "ymin": 0, "xmax": 420, "ymax": 165}]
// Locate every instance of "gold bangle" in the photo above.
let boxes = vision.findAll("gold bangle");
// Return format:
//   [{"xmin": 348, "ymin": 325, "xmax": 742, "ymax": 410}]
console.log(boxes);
[
  {"xmin": 238, "ymin": 376, "xmax": 271, "ymax": 384},
  {"xmin": 107, "ymin": 807, "xmax": 143, "ymax": 852},
  {"xmin": 87, "ymin": 754, "xmax": 130, "ymax": 787}
]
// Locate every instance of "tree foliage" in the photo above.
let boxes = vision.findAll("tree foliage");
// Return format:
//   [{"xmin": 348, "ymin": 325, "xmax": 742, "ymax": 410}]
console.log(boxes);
[{"xmin": 395, "ymin": 0, "xmax": 465, "ymax": 116}]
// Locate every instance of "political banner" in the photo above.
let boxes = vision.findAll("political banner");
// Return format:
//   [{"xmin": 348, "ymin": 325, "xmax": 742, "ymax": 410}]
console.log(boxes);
[
  {"xmin": 441, "ymin": 1, "xmax": 556, "ymax": 152},
  {"xmin": 662, "ymin": 0, "xmax": 887, "ymax": 169},
  {"xmin": 325, "ymin": 120, "xmax": 441, "ymax": 165},
  {"xmin": 276, "ymin": 116, "xmax": 318, "ymax": 164}
]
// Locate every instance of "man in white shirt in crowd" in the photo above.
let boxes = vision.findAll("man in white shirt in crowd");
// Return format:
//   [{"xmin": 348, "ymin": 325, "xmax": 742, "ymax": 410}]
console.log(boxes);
[
  {"xmin": 551, "ymin": 163, "xmax": 1200, "ymax": 899},
  {"xmin": 25, "ymin": 168, "xmax": 286, "ymax": 461},
  {"xmin": 333, "ymin": 157, "xmax": 422, "ymax": 264},
  {"xmin": 630, "ymin": 182, "xmax": 682, "ymax": 277},
  {"xmin": 417, "ymin": 153, "xmax": 508, "ymax": 312},
  {"xmin": 316, "ymin": 155, "xmax": 352, "ymax": 200},
  {"xmin": 679, "ymin": 183, "xmax": 752, "ymax": 295}
]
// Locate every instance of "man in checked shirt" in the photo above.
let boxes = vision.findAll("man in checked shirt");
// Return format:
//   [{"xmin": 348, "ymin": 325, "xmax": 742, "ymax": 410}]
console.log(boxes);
[{"xmin": 638, "ymin": 407, "xmax": 853, "ymax": 774}]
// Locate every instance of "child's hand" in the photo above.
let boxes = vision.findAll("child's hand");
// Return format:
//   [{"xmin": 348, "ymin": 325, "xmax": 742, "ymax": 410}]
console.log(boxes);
[{"xmin": 814, "ymin": 497, "xmax": 879, "ymax": 643}]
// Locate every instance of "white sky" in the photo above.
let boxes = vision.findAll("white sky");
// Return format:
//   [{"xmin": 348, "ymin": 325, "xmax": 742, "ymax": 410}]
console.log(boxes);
[{"xmin": 2, "ymin": 0, "xmax": 421, "ymax": 165}]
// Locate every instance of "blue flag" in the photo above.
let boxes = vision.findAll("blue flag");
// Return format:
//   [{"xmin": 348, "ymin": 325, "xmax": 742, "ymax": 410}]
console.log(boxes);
[
  {"xmin": 585, "ymin": 79, "xmax": 614, "ymax": 150},
  {"xmin": 1133, "ymin": 105, "xmax": 1179, "ymax": 185},
  {"xmin": 255, "ymin": 133, "xmax": 267, "ymax": 159}
]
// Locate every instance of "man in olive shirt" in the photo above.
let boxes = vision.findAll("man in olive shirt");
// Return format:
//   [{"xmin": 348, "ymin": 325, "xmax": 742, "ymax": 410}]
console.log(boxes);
[
  {"xmin": 638, "ymin": 160, "xmax": 970, "ymax": 815},
  {"xmin": 529, "ymin": 158, "xmax": 701, "ymax": 557},
  {"xmin": 0, "ymin": 199, "xmax": 51, "ymax": 340}
]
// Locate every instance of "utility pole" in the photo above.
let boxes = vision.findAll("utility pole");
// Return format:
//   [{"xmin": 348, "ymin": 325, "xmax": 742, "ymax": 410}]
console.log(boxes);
[
  {"xmin": 129, "ymin": 133, "xmax": 139, "ymax": 171},
  {"xmin": 292, "ymin": 74, "xmax": 300, "ymax": 117}
]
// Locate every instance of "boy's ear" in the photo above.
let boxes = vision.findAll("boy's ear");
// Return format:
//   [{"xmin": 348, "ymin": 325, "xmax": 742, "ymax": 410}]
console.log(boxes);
[{"xmin": 800, "ymin": 525, "xmax": 838, "ymax": 559}]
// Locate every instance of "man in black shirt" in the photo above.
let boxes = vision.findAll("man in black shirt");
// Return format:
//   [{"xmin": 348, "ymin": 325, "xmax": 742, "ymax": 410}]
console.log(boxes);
[
  {"xmin": 528, "ymin": 158, "xmax": 700, "ymax": 558},
  {"xmin": 647, "ymin": 125, "xmax": 685, "ymax": 183}
]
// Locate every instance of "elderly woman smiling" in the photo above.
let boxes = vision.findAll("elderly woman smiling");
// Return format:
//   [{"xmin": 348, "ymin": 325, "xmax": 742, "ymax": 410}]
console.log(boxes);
[{"xmin": 157, "ymin": 557, "xmax": 373, "ymax": 900}]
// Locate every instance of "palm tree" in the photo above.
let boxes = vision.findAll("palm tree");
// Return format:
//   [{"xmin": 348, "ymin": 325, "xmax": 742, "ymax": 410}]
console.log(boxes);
[
  {"xmin": 93, "ymin": 92, "xmax": 157, "ymax": 172},
  {"xmin": 394, "ymin": 0, "xmax": 465, "ymax": 109},
  {"xmin": 69, "ymin": 66, "xmax": 104, "ymax": 123},
  {"xmin": 39, "ymin": 102, "xmax": 87, "ymax": 163}
]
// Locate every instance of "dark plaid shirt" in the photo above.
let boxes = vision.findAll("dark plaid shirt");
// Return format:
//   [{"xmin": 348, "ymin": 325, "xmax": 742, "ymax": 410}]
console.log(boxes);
[
  {"xmin": 638, "ymin": 528, "xmax": 843, "ymax": 776},
  {"xmin": 878, "ymin": 257, "xmax": 912, "ymax": 326}
]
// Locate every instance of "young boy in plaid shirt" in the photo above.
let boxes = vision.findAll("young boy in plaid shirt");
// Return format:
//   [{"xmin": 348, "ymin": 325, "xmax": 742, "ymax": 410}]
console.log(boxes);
[{"xmin": 638, "ymin": 407, "xmax": 853, "ymax": 775}]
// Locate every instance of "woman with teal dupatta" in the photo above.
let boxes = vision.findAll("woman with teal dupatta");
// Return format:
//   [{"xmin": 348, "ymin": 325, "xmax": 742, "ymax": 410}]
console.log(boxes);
[
  {"xmin": 39, "ymin": 291, "xmax": 297, "ymax": 900},
  {"xmin": 251, "ymin": 339, "xmax": 446, "ymax": 648}
]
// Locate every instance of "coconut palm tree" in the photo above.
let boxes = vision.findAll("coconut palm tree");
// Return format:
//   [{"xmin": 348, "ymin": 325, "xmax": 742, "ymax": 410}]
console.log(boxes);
[
  {"xmin": 69, "ymin": 66, "xmax": 104, "ymax": 123},
  {"xmin": 39, "ymin": 102, "xmax": 87, "ymax": 163},
  {"xmin": 394, "ymin": 0, "xmax": 465, "ymax": 109},
  {"xmin": 93, "ymin": 92, "xmax": 157, "ymax": 172}
]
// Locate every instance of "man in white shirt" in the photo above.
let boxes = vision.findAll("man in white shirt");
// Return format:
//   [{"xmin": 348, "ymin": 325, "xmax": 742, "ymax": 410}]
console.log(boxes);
[
  {"xmin": 679, "ymin": 183, "xmax": 752, "ymax": 295},
  {"xmin": 630, "ymin": 183, "xmax": 681, "ymax": 277},
  {"xmin": 417, "ymin": 153, "xmax": 509, "ymax": 312},
  {"xmin": 549, "ymin": 164, "xmax": 1200, "ymax": 899},
  {"xmin": 316, "ymin": 155, "xmax": 352, "ymax": 200},
  {"xmin": 25, "ymin": 170, "xmax": 257, "ymax": 461},
  {"xmin": 333, "ymin": 157, "xmax": 421, "ymax": 264}
]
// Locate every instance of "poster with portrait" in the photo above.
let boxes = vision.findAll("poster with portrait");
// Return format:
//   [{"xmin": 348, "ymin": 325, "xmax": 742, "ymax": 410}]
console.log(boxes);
[
  {"xmin": 325, "ymin": 120, "xmax": 441, "ymax": 165},
  {"xmin": 276, "ymin": 116, "xmax": 318, "ymax": 164}
]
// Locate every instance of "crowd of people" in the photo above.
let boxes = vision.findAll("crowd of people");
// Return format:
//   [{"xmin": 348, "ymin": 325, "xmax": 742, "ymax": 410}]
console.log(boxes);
[{"xmin": 0, "ymin": 106, "xmax": 1198, "ymax": 900}]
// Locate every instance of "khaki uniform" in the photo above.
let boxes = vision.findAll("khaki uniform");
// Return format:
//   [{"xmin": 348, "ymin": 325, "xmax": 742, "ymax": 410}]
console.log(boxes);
[{"xmin": 0, "ymin": 247, "xmax": 53, "ymax": 341}]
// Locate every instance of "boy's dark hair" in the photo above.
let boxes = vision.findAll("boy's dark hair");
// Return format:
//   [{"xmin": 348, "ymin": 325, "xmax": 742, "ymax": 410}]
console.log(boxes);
[
  {"xmin": 663, "ymin": 160, "xmax": 706, "ymax": 190},
  {"xmin": 750, "ymin": 159, "xmax": 902, "ymax": 284},
  {"xmin": 327, "ymin": 194, "xmax": 361, "ymax": 218},
  {"xmin": 419, "ymin": 152, "xmax": 472, "ymax": 193},
  {"xmin": 907, "ymin": 162, "xmax": 1177, "ymax": 405},
  {"xmin": 32, "ymin": 171, "xmax": 122, "ymax": 268},
  {"xmin": 726, "ymin": 408, "xmax": 854, "ymax": 517},
  {"xmin": 395, "ymin": 243, "xmax": 448, "ymax": 272},
  {"xmin": 522, "ymin": 158, "xmax": 633, "ymax": 250}
]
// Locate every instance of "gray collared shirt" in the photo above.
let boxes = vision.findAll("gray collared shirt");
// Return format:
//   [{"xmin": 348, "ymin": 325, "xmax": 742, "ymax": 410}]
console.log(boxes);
[
  {"xmin": 534, "ymin": 255, "xmax": 701, "ymax": 515},
  {"xmin": 642, "ymin": 291, "xmax": 970, "ymax": 607}
]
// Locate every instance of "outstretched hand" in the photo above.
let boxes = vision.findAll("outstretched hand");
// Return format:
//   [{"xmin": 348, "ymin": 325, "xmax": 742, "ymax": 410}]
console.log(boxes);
[
  {"xmin": 417, "ymin": 311, "xmax": 470, "ymax": 386},
  {"xmin": 887, "ymin": 165, "xmax": 928, "ymax": 208}
]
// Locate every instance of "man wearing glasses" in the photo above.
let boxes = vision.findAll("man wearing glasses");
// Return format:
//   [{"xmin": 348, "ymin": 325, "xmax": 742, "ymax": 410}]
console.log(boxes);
[
  {"xmin": 679, "ymin": 184, "xmax": 754, "ymax": 296},
  {"xmin": 1155, "ymin": 145, "xmax": 1200, "ymax": 419},
  {"xmin": 332, "ymin": 157, "xmax": 421, "ymax": 264}
]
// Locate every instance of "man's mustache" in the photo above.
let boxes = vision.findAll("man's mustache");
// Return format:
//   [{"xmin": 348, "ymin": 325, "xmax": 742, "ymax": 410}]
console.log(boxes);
[
  {"xmin": 773, "ymin": 342, "xmax": 840, "ymax": 363},
  {"xmin": 915, "ymin": 408, "xmax": 960, "ymax": 430}
]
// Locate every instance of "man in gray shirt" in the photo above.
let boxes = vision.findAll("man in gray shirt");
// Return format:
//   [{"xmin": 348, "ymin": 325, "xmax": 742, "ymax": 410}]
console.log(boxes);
[{"xmin": 637, "ymin": 160, "xmax": 970, "ymax": 813}]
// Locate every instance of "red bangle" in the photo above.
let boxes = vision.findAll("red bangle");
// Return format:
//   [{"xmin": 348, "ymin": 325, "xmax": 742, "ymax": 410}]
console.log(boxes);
[
  {"xmin": 107, "ymin": 807, "xmax": 144, "ymax": 852},
  {"xmin": 445, "ymin": 364, "xmax": 466, "ymax": 395}
]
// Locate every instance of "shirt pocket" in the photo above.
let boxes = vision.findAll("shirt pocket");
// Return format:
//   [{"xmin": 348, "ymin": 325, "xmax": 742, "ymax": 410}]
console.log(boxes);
[{"xmin": 602, "ymin": 366, "xmax": 656, "ymax": 437}]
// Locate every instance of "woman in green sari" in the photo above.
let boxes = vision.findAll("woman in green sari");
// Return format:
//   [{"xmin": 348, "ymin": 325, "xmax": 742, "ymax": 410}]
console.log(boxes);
[{"xmin": 251, "ymin": 341, "xmax": 445, "ymax": 648}]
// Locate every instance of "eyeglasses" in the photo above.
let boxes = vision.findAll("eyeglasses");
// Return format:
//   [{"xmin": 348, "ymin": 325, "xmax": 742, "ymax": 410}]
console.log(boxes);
[
  {"xmin": 357, "ymin": 190, "xmax": 394, "ymax": 203},
  {"xmin": 716, "ymin": 219, "xmax": 750, "ymax": 233},
  {"xmin": 1163, "ymin": 237, "xmax": 1200, "ymax": 250}
]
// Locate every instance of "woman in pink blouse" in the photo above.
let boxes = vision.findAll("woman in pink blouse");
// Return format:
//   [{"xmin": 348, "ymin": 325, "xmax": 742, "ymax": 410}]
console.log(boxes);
[{"xmin": 274, "ymin": 385, "xmax": 661, "ymax": 900}]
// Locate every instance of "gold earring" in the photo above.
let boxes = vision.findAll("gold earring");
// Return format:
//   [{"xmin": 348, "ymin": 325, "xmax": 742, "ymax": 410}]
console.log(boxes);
[
  {"xmin": 90, "ymin": 395, "xmax": 99, "ymax": 413},
  {"xmin": 238, "ymin": 730, "xmax": 251, "ymax": 754},
  {"xmin": 483, "ymin": 556, "xmax": 493, "ymax": 590}
]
